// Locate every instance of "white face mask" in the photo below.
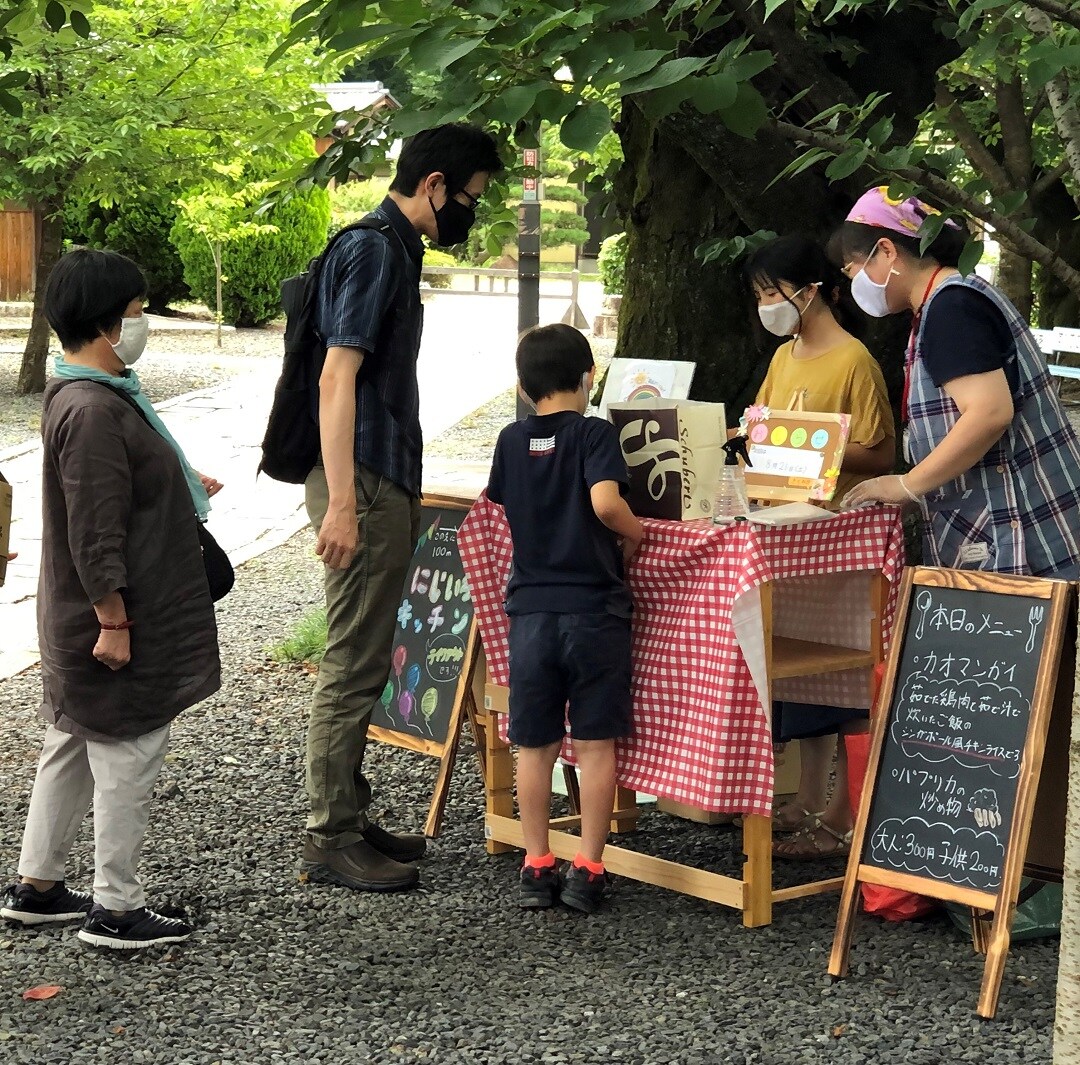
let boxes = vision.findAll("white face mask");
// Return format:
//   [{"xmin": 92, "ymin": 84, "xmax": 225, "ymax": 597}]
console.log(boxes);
[
  {"xmin": 757, "ymin": 284, "xmax": 817, "ymax": 337},
  {"xmin": 112, "ymin": 314, "xmax": 149, "ymax": 366},
  {"xmin": 850, "ymin": 243, "xmax": 896, "ymax": 318}
]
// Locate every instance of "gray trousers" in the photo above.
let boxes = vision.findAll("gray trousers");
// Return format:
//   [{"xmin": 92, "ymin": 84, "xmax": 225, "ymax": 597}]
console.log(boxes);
[
  {"xmin": 304, "ymin": 462, "xmax": 420, "ymax": 848},
  {"xmin": 18, "ymin": 723, "xmax": 171, "ymax": 912}
]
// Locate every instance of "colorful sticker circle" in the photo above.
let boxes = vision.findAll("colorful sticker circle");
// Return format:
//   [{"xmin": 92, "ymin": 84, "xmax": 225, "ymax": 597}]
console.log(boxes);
[
  {"xmin": 790, "ymin": 427, "xmax": 807, "ymax": 448},
  {"xmin": 750, "ymin": 423, "xmax": 768, "ymax": 444},
  {"xmin": 811, "ymin": 428, "xmax": 829, "ymax": 449},
  {"xmin": 770, "ymin": 426, "xmax": 788, "ymax": 446}
]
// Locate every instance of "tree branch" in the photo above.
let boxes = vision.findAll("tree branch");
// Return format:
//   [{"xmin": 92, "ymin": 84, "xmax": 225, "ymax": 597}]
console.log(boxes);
[
  {"xmin": 934, "ymin": 83, "xmax": 1015, "ymax": 199},
  {"xmin": 996, "ymin": 73, "xmax": 1034, "ymax": 186},
  {"xmin": 1024, "ymin": 5, "xmax": 1080, "ymax": 211},
  {"xmin": 1031, "ymin": 157, "xmax": 1072, "ymax": 198},
  {"xmin": 1024, "ymin": 0, "xmax": 1080, "ymax": 33},
  {"xmin": 772, "ymin": 117, "xmax": 1080, "ymax": 299}
]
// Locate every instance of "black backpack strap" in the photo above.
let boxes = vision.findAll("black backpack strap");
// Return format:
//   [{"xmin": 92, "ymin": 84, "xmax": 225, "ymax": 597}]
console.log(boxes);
[{"xmin": 56, "ymin": 378, "xmax": 154, "ymax": 427}]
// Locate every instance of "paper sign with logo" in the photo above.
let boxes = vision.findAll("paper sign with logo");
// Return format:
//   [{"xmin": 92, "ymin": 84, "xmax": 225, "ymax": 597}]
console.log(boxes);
[
  {"xmin": 607, "ymin": 399, "xmax": 726, "ymax": 521},
  {"xmin": 598, "ymin": 358, "xmax": 696, "ymax": 418},
  {"xmin": 739, "ymin": 406, "xmax": 850, "ymax": 504}
]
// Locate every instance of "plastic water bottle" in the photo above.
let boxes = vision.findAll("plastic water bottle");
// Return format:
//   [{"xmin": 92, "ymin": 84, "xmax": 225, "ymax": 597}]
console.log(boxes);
[{"xmin": 713, "ymin": 435, "xmax": 752, "ymax": 523}]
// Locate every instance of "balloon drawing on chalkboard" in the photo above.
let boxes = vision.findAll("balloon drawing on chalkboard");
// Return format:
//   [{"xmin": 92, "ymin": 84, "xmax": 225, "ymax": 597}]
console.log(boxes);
[
  {"xmin": 407, "ymin": 662, "xmax": 422, "ymax": 692},
  {"xmin": 421, "ymin": 687, "xmax": 439, "ymax": 732},
  {"xmin": 392, "ymin": 645, "xmax": 407, "ymax": 677},
  {"xmin": 379, "ymin": 681, "xmax": 393, "ymax": 710},
  {"xmin": 398, "ymin": 690, "xmax": 415, "ymax": 726}
]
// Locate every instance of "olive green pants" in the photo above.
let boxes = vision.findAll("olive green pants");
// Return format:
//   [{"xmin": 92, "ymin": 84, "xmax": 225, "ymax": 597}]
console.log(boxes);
[{"xmin": 304, "ymin": 463, "xmax": 421, "ymax": 848}]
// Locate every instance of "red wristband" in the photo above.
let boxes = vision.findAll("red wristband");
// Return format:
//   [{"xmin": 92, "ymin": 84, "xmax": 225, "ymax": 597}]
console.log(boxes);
[{"xmin": 99, "ymin": 619, "xmax": 133, "ymax": 631}]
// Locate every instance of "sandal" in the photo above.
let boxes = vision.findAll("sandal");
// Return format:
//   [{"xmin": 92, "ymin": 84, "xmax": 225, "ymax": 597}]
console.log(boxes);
[
  {"xmin": 772, "ymin": 817, "xmax": 852, "ymax": 861},
  {"xmin": 733, "ymin": 803, "xmax": 824, "ymax": 832}
]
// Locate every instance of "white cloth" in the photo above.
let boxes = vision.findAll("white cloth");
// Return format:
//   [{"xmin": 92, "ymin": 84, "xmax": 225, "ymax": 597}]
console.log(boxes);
[{"xmin": 18, "ymin": 723, "xmax": 171, "ymax": 912}]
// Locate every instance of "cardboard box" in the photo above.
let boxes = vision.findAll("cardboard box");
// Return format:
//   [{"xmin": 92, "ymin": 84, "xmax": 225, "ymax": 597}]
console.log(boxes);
[
  {"xmin": 484, "ymin": 682, "xmax": 509, "ymax": 715},
  {"xmin": 0, "ymin": 471, "xmax": 11, "ymax": 588}
]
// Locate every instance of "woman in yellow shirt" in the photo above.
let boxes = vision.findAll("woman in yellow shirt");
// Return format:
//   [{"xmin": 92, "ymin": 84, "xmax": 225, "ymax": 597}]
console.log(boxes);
[{"xmin": 747, "ymin": 234, "xmax": 896, "ymax": 859}]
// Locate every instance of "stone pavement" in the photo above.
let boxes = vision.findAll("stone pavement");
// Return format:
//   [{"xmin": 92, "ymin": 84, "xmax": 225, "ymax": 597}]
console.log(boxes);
[{"xmin": 0, "ymin": 288, "xmax": 599, "ymax": 679}]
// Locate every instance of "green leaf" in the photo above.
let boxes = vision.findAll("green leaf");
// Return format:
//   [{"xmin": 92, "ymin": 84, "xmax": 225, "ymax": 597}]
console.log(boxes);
[
  {"xmin": 689, "ymin": 71, "xmax": 738, "ymax": 114},
  {"xmin": 598, "ymin": 49, "xmax": 669, "ymax": 87},
  {"xmin": 1028, "ymin": 46, "xmax": 1080, "ymax": 90},
  {"xmin": 560, "ymin": 100, "xmax": 611, "ymax": 152},
  {"xmin": 958, "ymin": 239, "xmax": 984, "ymax": 278},
  {"xmin": 0, "ymin": 88, "xmax": 22, "ymax": 118},
  {"xmin": 328, "ymin": 24, "xmax": 403, "ymax": 51},
  {"xmin": 996, "ymin": 189, "xmax": 1028, "ymax": 215},
  {"xmin": 621, "ymin": 56, "xmax": 708, "ymax": 95},
  {"xmin": 44, "ymin": 1, "xmax": 66, "ymax": 31},
  {"xmin": 70, "ymin": 9, "xmax": 91, "ymax": 38},
  {"xmin": 866, "ymin": 116, "xmax": 893, "ymax": 147},
  {"xmin": 717, "ymin": 82, "xmax": 768, "ymax": 139},
  {"xmin": 410, "ymin": 28, "xmax": 483, "ymax": 71},
  {"xmin": 763, "ymin": 0, "xmax": 789, "ymax": 17},
  {"xmin": 729, "ymin": 50, "xmax": 774, "ymax": 82},
  {"xmin": 764, "ymin": 148, "xmax": 831, "ymax": 191},
  {"xmin": 599, "ymin": 0, "xmax": 662, "ymax": 24},
  {"xmin": 825, "ymin": 145, "xmax": 868, "ymax": 181},
  {"xmin": 484, "ymin": 82, "xmax": 545, "ymax": 125}
]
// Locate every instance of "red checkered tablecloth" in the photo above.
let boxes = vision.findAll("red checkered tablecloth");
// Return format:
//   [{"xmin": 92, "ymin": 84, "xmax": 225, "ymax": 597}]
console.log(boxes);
[{"xmin": 459, "ymin": 497, "xmax": 905, "ymax": 817}]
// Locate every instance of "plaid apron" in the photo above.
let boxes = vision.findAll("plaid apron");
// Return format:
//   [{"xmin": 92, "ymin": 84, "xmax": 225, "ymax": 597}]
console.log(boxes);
[{"xmin": 904, "ymin": 273, "xmax": 1080, "ymax": 577}]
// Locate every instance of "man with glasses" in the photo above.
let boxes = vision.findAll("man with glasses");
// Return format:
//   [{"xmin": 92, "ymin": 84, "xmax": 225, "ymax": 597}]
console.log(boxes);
[{"xmin": 302, "ymin": 124, "xmax": 503, "ymax": 893}]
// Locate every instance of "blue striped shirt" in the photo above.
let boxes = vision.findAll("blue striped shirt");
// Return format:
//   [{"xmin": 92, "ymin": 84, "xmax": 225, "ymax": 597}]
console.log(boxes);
[{"xmin": 316, "ymin": 198, "xmax": 426, "ymax": 495}]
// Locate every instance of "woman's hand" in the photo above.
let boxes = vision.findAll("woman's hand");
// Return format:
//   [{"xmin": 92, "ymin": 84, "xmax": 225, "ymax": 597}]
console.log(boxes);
[
  {"xmin": 93, "ymin": 629, "xmax": 131, "ymax": 671},
  {"xmin": 840, "ymin": 475, "xmax": 915, "ymax": 511},
  {"xmin": 4, "ymin": 552, "xmax": 16, "ymax": 563},
  {"xmin": 198, "ymin": 472, "xmax": 224, "ymax": 498}
]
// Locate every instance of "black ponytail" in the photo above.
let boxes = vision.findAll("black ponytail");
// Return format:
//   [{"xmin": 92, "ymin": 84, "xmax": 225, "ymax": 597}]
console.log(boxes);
[{"xmin": 746, "ymin": 233, "xmax": 865, "ymax": 340}]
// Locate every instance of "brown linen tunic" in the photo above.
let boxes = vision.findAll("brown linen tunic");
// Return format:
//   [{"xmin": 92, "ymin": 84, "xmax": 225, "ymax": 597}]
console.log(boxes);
[{"xmin": 37, "ymin": 379, "xmax": 221, "ymax": 740}]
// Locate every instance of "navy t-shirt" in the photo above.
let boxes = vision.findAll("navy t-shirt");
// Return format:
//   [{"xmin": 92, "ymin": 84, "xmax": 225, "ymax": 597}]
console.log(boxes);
[
  {"xmin": 920, "ymin": 286, "xmax": 1019, "ymax": 398},
  {"xmin": 487, "ymin": 411, "xmax": 632, "ymax": 617}
]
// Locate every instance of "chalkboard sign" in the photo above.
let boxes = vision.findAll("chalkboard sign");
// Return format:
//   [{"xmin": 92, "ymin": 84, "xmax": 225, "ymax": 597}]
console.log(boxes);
[
  {"xmin": 367, "ymin": 499, "xmax": 481, "ymax": 837},
  {"xmin": 863, "ymin": 583, "xmax": 1046, "ymax": 893},
  {"xmin": 830, "ymin": 566, "xmax": 1071, "ymax": 1020}
]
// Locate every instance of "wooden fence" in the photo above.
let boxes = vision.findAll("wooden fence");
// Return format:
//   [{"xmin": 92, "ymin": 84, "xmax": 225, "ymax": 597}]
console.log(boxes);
[{"xmin": 0, "ymin": 204, "xmax": 36, "ymax": 301}]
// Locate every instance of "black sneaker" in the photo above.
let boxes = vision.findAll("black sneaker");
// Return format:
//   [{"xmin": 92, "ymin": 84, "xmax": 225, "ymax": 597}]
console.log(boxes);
[
  {"xmin": 519, "ymin": 862, "xmax": 561, "ymax": 909},
  {"xmin": 560, "ymin": 862, "xmax": 609, "ymax": 914},
  {"xmin": 1, "ymin": 881, "xmax": 93, "ymax": 926},
  {"xmin": 78, "ymin": 904, "xmax": 192, "ymax": 950}
]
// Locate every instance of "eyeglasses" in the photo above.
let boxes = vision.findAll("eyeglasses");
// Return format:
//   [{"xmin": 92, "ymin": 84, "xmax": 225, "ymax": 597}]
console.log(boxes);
[
  {"xmin": 456, "ymin": 188, "xmax": 481, "ymax": 210},
  {"xmin": 842, "ymin": 242, "xmax": 881, "ymax": 280}
]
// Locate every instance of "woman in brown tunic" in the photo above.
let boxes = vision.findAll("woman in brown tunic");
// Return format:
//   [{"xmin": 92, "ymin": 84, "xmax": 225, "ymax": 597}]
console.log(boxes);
[{"xmin": 0, "ymin": 250, "xmax": 220, "ymax": 950}]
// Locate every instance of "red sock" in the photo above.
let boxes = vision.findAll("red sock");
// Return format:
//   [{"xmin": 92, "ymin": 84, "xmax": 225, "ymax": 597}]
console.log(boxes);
[
  {"xmin": 524, "ymin": 852, "xmax": 556, "ymax": 869},
  {"xmin": 573, "ymin": 853, "xmax": 604, "ymax": 875}
]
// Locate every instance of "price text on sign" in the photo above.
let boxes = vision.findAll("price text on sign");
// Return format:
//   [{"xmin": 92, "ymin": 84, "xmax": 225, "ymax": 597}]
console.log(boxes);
[{"xmin": 862, "ymin": 585, "xmax": 1046, "ymax": 893}]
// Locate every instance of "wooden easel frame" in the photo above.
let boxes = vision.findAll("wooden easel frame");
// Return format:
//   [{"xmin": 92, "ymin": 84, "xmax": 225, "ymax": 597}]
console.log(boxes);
[
  {"xmin": 476, "ymin": 572, "xmax": 890, "ymax": 926},
  {"xmin": 367, "ymin": 495, "xmax": 481, "ymax": 839},
  {"xmin": 828, "ymin": 567, "xmax": 1071, "ymax": 1018}
]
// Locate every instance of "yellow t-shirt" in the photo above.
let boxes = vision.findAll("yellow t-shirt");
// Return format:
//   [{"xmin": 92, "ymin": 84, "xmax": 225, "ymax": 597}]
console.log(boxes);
[{"xmin": 755, "ymin": 337, "xmax": 895, "ymax": 504}]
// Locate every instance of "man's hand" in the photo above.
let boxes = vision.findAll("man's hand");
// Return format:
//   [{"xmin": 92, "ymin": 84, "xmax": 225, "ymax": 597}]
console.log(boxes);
[
  {"xmin": 93, "ymin": 629, "xmax": 131, "ymax": 671},
  {"xmin": 4, "ymin": 552, "xmax": 16, "ymax": 563},
  {"xmin": 197, "ymin": 472, "xmax": 224, "ymax": 498},
  {"xmin": 316, "ymin": 504, "xmax": 359, "ymax": 570}
]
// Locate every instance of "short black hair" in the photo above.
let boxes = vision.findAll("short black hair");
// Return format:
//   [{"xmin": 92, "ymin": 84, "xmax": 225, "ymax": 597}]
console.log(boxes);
[
  {"xmin": 45, "ymin": 249, "xmax": 147, "ymax": 352},
  {"xmin": 389, "ymin": 123, "xmax": 503, "ymax": 197},
  {"xmin": 836, "ymin": 214, "xmax": 968, "ymax": 270},
  {"xmin": 517, "ymin": 324, "xmax": 594, "ymax": 403}
]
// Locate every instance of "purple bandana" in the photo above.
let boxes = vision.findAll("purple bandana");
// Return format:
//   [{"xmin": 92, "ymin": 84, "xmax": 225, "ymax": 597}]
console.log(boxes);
[{"xmin": 846, "ymin": 186, "xmax": 962, "ymax": 236}]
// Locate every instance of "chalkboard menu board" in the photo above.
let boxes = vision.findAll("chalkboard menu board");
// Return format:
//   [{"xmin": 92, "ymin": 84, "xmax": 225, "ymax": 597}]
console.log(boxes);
[
  {"xmin": 863, "ymin": 584, "xmax": 1047, "ymax": 893},
  {"xmin": 370, "ymin": 505, "xmax": 475, "ymax": 746},
  {"xmin": 830, "ymin": 566, "xmax": 1072, "ymax": 1020}
]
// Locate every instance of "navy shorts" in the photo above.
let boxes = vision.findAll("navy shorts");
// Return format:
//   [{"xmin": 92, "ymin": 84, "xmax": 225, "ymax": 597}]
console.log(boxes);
[{"xmin": 507, "ymin": 612, "xmax": 633, "ymax": 748}]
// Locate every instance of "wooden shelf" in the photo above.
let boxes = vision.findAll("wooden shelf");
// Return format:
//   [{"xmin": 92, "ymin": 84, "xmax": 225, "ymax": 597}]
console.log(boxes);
[{"xmin": 771, "ymin": 637, "xmax": 875, "ymax": 680}]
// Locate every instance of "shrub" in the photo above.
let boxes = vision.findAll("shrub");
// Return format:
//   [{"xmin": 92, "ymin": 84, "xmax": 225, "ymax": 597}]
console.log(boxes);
[
  {"xmin": 329, "ymin": 179, "xmax": 389, "ymax": 236},
  {"xmin": 598, "ymin": 232, "xmax": 627, "ymax": 295},
  {"xmin": 422, "ymin": 248, "xmax": 456, "ymax": 289},
  {"xmin": 171, "ymin": 187, "xmax": 330, "ymax": 327},
  {"xmin": 270, "ymin": 608, "xmax": 327, "ymax": 664},
  {"xmin": 64, "ymin": 189, "xmax": 189, "ymax": 311}
]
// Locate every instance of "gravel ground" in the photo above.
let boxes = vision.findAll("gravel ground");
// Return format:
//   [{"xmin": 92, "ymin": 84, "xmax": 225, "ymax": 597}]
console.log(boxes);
[
  {"xmin": 0, "ymin": 325, "xmax": 278, "ymax": 452},
  {"xmin": 0, "ymin": 526, "xmax": 1059, "ymax": 1064}
]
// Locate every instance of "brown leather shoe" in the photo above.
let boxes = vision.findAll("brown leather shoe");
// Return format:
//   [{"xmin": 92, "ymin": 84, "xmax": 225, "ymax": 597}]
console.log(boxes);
[
  {"xmin": 301, "ymin": 839, "xmax": 419, "ymax": 893},
  {"xmin": 361, "ymin": 823, "xmax": 427, "ymax": 863}
]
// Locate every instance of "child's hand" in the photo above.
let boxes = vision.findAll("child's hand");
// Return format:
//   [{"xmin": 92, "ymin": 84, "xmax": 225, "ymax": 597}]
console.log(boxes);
[
  {"xmin": 4, "ymin": 552, "xmax": 16, "ymax": 563},
  {"xmin": 621, "ymin": 527, "xmax": 643, "ymax": 563}
]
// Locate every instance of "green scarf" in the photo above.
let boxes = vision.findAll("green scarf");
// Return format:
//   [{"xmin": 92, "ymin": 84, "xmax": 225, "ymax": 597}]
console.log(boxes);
[{"xmin": 53, "ymin": 356, "xmax": 211, "ymax": 521}]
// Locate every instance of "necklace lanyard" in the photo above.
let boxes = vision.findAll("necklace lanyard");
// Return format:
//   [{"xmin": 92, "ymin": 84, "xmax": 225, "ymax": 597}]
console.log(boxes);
[{"xmin": 901, "ymin": 266, "xmax": 946, "ymax": 425}]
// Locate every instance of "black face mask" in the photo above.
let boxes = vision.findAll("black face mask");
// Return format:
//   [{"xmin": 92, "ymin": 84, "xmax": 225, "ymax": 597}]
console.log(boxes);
[{"xmin": 429, "ymin": 194, "xmax": 475, "ymax": 247}]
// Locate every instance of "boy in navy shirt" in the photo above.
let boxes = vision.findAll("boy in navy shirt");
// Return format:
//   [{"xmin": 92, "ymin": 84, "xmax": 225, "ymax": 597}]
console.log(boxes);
[{"xmin": 487, "ymin": 324, "xmax": 643, "ymax": 913}]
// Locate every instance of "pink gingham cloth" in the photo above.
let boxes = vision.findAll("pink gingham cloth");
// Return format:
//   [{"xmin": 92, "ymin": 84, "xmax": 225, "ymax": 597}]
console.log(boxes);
[{"xmin": 459, "ymin": 497, "xmax": 904, "ymax": 816}]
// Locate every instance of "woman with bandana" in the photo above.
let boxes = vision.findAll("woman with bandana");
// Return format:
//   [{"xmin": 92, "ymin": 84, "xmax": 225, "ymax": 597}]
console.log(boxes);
[
  {"xmin": 746, "ymin": 234, "xmax": 896, "ymax": 860},
  {"xmin": 838, "ymin": 186, "xmax": 1080, "ymax": 581}
]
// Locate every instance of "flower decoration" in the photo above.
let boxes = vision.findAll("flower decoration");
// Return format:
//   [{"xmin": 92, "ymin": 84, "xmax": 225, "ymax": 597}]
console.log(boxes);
[
  {"xmin": 824, "ymin": 466, "xmax": 841, "ymax": 480},
  {"xmin": 743, "ymin": 404, "xmax": 771, "ymax": 423}
]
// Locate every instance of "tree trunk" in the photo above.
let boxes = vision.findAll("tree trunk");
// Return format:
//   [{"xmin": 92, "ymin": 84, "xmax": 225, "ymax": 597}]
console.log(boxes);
[
  {"xmin": 18, "ymin": 203, "xmax": 64, "ymax": 395},
  {"xmin": 998, "ymin": 246, "xmax": 1034, "ymax": 322},
  {"xmin": 1054, "ymin": 624, "xmax": 1080, "ymax": 1063}
]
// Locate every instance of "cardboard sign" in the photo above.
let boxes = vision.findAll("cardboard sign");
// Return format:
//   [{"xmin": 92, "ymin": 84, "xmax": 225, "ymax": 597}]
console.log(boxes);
[
  {"xmin": 0, "ymin": 471, "xmax": 11, "ymax": 587},
  {"xmin": 598, "ymin": 358, "xmax": 696, "ymax": 418},
  {"xmin": 367, "ymin": 498, "xmax": 481, "ymax": 837},
  {"xmin": 607, "ymin": 400, "xmax": 725, "ymax": 521},
  {"xmin": 740, "ymin": 407, "xmax": 849, "ymax": 504},
  {"xmin": 829, "ymin": 567, "xmax": 1072, "ymax": 1019}
]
